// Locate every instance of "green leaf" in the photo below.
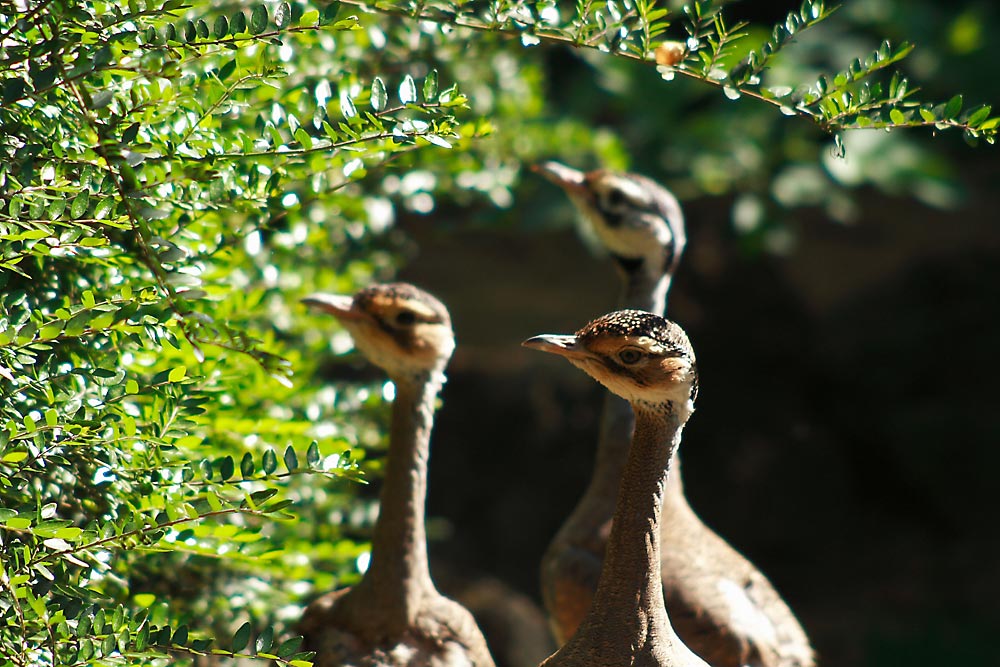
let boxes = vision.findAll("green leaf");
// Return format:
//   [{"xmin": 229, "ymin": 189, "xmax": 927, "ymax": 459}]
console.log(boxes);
[
  {"xmin": 320, "ymin": 2, "xmax": 341, "ymax": 25},
  {"xmin": 944, "ymin": 94, "xmax": 963, "ymax": 120},
  {"xmin": 231, "ymin": 10, "xmax": 247, "ymax": 34},
  {"xmin": 122, "ymin": 122, "xmax": 140, "ymax": 144},
  {"xmin": 93, "ymin": 197, "xmax": 115, "ymax": 219},
  {"xmin": 274, "ymin": 2, "xmax": 291, "ymax": 29},
  {"xmin": 213, "ymin": 15, "xmax": 229, "ymax": 38},
  {"xmin": 240, "ymin": 452, "xmax": 255, "ymax": 479},
  {"xmin": 283, "ymin": 445, "xmax": 298, "ymax": 472},
  {"xmin": 250, "ymin": 4, "xmax": 268, "ymax": 34},
  {"xmin": 136, "ymin": 622, "xmax": 150, "ymax": 651},
  {"xmin": 168, "ymin": 366, "xmax": 187, "ymax": 382},
  {"xmin": 889, "ymin": 108, "xmax": 906, "ymax": 124},
  {"xmin": 207, "ymin": 490, "xmax": 222, "ymax": 511},
  {"xmin": 371, "ymin": 77, "xmax": 387, "ymax": 112},
  {"xmin": 967, "ymin": 105, "xmax": 991, "ymax": 127},
  {"xmin": 262, "ymin": 449, "xmax": 278, "ymax": 474},
  {"xmin": 48, "ymin": 198, "xmax": 67, "ymax": 219},
  {"xmin": 277, "ymin": 636, "xmax": 304, "ymax": 657},
  {"xmin": 70, "ymin": 191, "xmax": 90, "ymax": 219},
  {"xmin": 294, "ymin": 127, "xmax": 313, "ymax": 150},
  {"xmin": 255, "ymin": 626, "xmax": 273, "ymax": 654},
  {"xmin": 39, "ymin": 322, "xmax": 63, "ymax": 340},
  {"xmin": 423, "ymin": 69, "xmax": 439, "ymax": 100},
  {"xmin": 232, "ymin": 622, "xmax": 252, "ymax": 652},
  {"xmin": 306, "ymin": 441, "xmax": 321, "ymax": 466},
  {"xmin": 220, "ymin": 456, "xmax": 235, "ymax": 481},
  {"xmin": 340, "ymin": 90, "xmax": 357, "ymax": 119},
  {"xmin": 399, "ymin": 74, "xmax": 417, "ymax": 105}
]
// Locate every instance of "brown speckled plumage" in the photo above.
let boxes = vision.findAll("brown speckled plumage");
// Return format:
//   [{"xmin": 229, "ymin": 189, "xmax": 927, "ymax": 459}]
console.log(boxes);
[
  {"xmin": 299, "ymin": 283, "xmax": 494, "ymax": 667},
  {"xmin": 525, "ymin": 311, "xmax": 706, "ymax": 667},
  {"xmin": 536, "ymin": 162, "xmax": 814, "ymax": 667}
]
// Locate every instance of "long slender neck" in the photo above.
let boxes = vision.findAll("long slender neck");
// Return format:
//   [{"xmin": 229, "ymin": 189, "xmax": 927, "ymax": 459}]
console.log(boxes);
[
  {"xmin": 358, "ymin": 370, "xmax": 443, "ymax": 623},
  {"xmin": 587, "ymin": 268, "xmax": 678, "ymax": 501},
  {"xmin": 573, "ymin": 404, "xmax": 685, "ymax": 652}
]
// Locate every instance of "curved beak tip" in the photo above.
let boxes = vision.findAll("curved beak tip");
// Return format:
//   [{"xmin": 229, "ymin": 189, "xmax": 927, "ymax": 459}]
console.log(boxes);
[
  {"xmin": 532, "ymin": 161, "xmax": 586, "ymax": 189},
  {"xmin": 522, "ymin": 334, "xmax": 580, "ymax": 357}
]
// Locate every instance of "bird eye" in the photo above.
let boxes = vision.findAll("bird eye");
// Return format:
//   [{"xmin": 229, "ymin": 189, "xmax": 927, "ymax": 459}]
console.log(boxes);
[
  {"xmin": 618, "ymin": 348, "xmax": 643, "ymax": 365},
  {"xmin": 394, "ymin": 310, "xmax": 417, "ymax": 326},
  {"xmin": 604, "ymin": 187, "xmax": 626, "ymax": 208}
]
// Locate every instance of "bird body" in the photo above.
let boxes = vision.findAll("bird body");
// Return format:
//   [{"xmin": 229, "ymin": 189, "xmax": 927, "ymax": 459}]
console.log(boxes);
[
  {"xmin": 535, "ymin": 162, "xmax": 814, "ymax": 667},
  {"xmin": 525, "ymin": 310, "xmax": 708, "ymax": 667},
  {"xmin": 298, "ymin": 283, "xmax": 494, "ymax": 667}
]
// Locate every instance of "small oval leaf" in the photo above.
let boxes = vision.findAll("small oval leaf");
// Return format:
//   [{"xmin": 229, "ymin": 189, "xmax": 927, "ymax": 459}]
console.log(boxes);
[
  {"xmin": 371, "ymin": 77, "xmax": 387, "ymax": 112},
  {"xmin": 399, "ymin": 74, "xmax": 417, "ymax": 105},
  {"xmin": 274, "ymin": 2, "xmax": 291, "ymax": 28},
  {"xmin": 250, "ymin": 4, "xmax": 268, "ymax": 34}
]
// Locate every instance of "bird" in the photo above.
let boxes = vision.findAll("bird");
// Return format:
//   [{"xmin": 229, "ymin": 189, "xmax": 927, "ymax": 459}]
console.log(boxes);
[
  {"xmin": 532, "ymin": 160, "xmax": 685, "ymax": 312},
  {"xmin": 523, "ymin": 310, "xmax": 709, "ymax": 667},
  {"xmin": 297, "ymin": 282, "xmax": 495, "ymax": 667},
  {"xmin": 534, "ymin": 161, "xmax": 814, "ymax": 667}
]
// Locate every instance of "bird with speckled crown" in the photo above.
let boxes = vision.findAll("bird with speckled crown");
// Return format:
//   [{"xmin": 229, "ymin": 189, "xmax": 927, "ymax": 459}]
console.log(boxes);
[
  {"xmin": 534, "ymin": 161, "xmax": 814, "ymax": 667},
  {"xmin": 525, "ymin": 309, "xmax": 708, "ymax": 667},
  {"xmin": 297, "ymin": 283, "xmax": 495, "ymax": 667}
]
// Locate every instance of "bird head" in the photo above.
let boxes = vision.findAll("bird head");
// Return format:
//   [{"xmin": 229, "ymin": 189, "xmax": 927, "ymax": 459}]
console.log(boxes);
[
  {"xmin": 523, "ymin": 310, "xmax": 697, "ymax": 416},
  {"xmin": 533, "ymin": 161, "xmax": 686, "ymax": 278},
  {"xmin": 303, "ymin": 282, "xmax": 455, "ymax": 380}
]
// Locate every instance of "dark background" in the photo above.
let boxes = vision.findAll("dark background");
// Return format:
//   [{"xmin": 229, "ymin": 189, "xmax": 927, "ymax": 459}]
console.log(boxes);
[{"xmin": 393, "ymin": 4, "xmax": 1000, "ymax": 664}]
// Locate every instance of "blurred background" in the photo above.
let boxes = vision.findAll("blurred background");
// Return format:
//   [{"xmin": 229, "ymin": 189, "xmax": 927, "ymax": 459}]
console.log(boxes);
[{"xmin": 358, "ymin": 2, "xmax": 1000, "ymax": 665}]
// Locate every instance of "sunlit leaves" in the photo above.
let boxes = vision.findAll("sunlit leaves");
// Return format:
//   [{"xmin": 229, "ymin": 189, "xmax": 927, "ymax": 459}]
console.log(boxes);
[
  {"xmin": 274, "ymin": 2, "xmax": 291, "ymax": 30},
  {"xmin": 250, "ymin": 4, "xmax": 268, "ymax": 34},
  {"xmin": 371, "ymin": 77, "xmax": 388, "ymax": 111},
  {"xmin": 0, "ymin": 0, "xmax": 438, "ymax": 664},
  {"xmin": 399, "ymin": 75, "xmax": 418, "ymax": 105}
]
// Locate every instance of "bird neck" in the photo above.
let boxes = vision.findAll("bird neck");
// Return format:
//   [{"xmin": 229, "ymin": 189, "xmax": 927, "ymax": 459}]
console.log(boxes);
[
  {"xmin": 585, "ymin": 266, "xmax": 681, "ymax": 501},
  {"xmin": 570, "ymin": 403, "xmax": 686, "ymax": 653},
  {"xmin": 357, "ymin": 370, "xmax": 443, "ymax": 623},
  {"xmin": 619, "ymin": 264, "xmax": 671, "ymax": 314},
  {"xmin": 589, "ymin": 396, "xmax": 686, "ymax": 503}
]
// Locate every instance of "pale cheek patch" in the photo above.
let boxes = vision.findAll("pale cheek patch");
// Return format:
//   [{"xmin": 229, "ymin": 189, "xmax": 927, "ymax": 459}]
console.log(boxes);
[
  {"xmin": 658, "ymin": 357, "xmax": 693, "ymax": 383},
  {"xmin": 409, "ymin": 324, "xmax": 455, "ymax": 365}
]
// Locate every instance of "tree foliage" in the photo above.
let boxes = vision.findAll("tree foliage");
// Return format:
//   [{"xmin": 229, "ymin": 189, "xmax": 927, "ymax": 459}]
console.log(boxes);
[{"xmin": 0, "ymin": 0, "xmax": 994, "ymax": 665}]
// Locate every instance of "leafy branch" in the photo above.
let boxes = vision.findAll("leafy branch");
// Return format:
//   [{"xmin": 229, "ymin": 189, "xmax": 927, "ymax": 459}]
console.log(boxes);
[{"xmin": 338, "ymin": 0, "xmax": 998, "ymax": 143}]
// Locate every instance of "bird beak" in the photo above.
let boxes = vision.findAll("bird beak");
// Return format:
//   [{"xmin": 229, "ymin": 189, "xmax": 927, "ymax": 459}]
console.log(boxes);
[
  {"xmin": 301, "ymin": 293, "xmax": 364, "ymax": 320},
  {"xmin": 532, "ymin": 161, "xmax": 588, "ymax": 196},
  {"xmin": 521, "ymin": 334, "xmax": 587, "ymax": 360}
]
